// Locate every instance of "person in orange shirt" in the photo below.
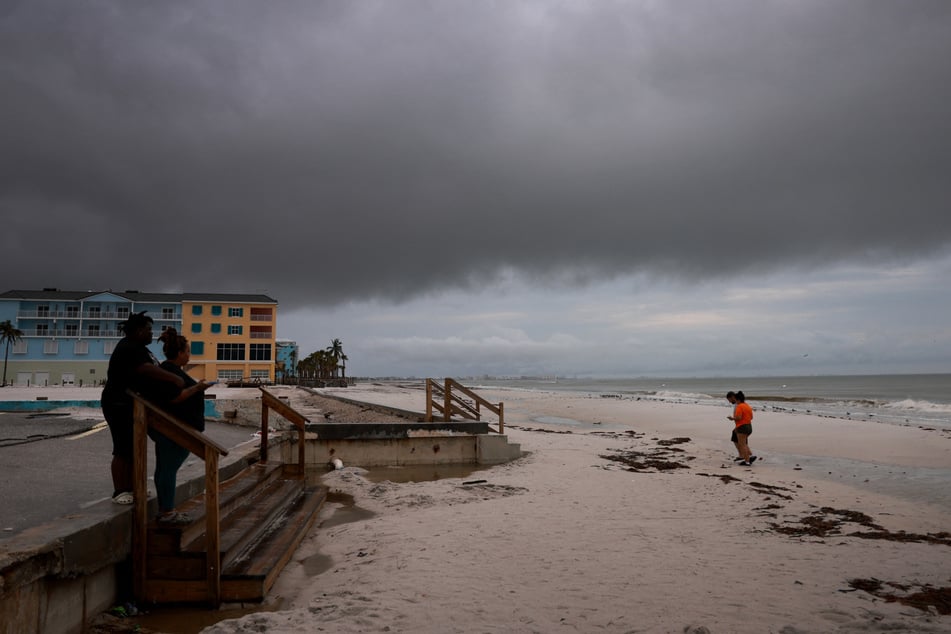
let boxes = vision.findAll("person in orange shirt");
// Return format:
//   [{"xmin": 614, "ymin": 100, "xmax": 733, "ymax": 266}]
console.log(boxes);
[{"xmin": 727, "ymin": 390, "xmax": 757, "ymax": 466}]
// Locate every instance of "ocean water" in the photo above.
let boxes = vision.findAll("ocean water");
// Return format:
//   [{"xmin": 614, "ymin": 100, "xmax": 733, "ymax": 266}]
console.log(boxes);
[{"xmin": 470, "ymin": 374, "xmax": 951, "ymax": 430}]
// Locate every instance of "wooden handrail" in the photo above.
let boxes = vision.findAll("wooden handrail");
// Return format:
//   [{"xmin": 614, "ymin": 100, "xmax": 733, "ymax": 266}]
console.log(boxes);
[
  {"xmin": 258, "ymin": 387, "xmax": 309, "ymax": 475},
  {"xmin": 425, "ymin": 378, "xmax": 504, "ymax": 433},
  {"xmin": 130, "ymin": 391, "xmax": 229, "ymax": 607}
]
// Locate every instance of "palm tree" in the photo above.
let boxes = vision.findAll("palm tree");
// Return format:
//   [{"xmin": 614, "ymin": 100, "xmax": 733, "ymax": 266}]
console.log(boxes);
[
  {"xmin": 326, "ymin": 339, "xmax": 344, "ymax": 378},
  {"xmin": 289, "ymin": 350, "xmax": 298, "ymax": 378},
  {"xmin": 1, "ymin": 320, "xmax": 24, "ymax": 387}
]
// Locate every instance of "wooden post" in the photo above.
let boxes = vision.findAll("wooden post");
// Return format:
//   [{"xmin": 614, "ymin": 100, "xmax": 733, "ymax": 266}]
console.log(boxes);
[
  {"xmin": 205, "ymin": 449, "xmax": 221, "ymax": 607},
  {"xmin": 261, "ymin": 404, "xmax": 269, "ymax": 463},
  {"xmin": 443, "ymin": 379, "xmax": 452, "ymax": 423},
  {"xmin": 298, "ymin": 420, "xmax": 306, "ymax": 475},
  {"xmin": 132, "ymin": 399, "xmax": 149, "ymax": 602},
  {"xmin": 425, "ymin": 379, "xmax": 433, "ymax": 422},
  {"xmin": 498, "ymin": 402, "xmax": 504, "ymax": 434}
]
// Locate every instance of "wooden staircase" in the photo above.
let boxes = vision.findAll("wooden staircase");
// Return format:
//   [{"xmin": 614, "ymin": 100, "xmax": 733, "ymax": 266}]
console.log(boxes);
[
  {"xmin": 426, "ymin": 378, "xmax": 504, "ymax": 433},
  {"xmin": 130, "ymin": 388, "xmax": 322, "ymax": 606},
  {"xmin": 142, "ymin": 461, "xmax": 326, "ymax": 604}
]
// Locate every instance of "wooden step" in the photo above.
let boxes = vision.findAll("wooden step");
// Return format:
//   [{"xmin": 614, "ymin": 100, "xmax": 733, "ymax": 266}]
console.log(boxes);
[
  {"xmin": 139, "ymin": 460, "xmax": 327, "ymax": 604},
  {"xmin": 221, "ymin": 485, "xmax": 327, "ymax": 602},
  {"xmin": 142, "ymin": 485, "xmax": 326, "ymax": 604},
  {"xmin": 148, "ymin": 460, "xmax": 285, "ymax": 554},
  {"xmin": 145, "ymin": 477, "xmax": 303, "ymax": 581}
]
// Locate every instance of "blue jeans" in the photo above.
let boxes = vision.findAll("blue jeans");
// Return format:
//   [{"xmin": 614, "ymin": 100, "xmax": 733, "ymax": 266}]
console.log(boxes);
[{"xmin": 152, "ymin": 433, "xmax": 190, "ymax": 513}]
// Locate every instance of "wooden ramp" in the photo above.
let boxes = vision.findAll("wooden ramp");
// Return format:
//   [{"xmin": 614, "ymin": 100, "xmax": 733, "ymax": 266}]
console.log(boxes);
[{"xmin": 141, "ymin": 461, "xmax": 326, "ymax": 604}]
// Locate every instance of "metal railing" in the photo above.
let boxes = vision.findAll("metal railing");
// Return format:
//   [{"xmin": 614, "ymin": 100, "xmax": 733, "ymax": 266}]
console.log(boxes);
[{"xmin": 425, "ymin": 378, "xmax": 504, "ymax": 433}]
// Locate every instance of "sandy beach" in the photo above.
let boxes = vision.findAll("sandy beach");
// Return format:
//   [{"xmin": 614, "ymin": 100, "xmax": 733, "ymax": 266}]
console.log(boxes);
[
  {"xmin": 185, "ymin": 382, "xmax": 950, "ymax": 633},
  {"xmin": 6, "ymin": 383, "xmax": 948, "ymax": 632}
]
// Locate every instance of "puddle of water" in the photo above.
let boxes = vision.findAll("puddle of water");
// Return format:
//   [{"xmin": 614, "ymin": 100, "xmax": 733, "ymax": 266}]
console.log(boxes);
[
  {"xmin": 318, "ymin": 490, "xmax": 376, "ymax": 529},
  {"xmin": 360, "ymin": 462, "xmax": 489, "ymax": 483},
  {"xmin": 300, "ymin": 552, "xmax": 334, "ymax": 576},
  {"xmin": 125, "ymin": 599, "xmax": 284, "ymax": 634},
  {"xmin": 299, "ymin": 490, "xmax": 378, "ymax": 578}
]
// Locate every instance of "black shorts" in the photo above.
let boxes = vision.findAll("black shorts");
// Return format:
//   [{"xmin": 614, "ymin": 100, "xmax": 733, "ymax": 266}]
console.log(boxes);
[
  {"xmin": 731, "ymin": 424, "xmax": 752, "ymax": 442},
  {"xmin": 102, "ymin": 401, "xmax": 134, "ymax": 460}
]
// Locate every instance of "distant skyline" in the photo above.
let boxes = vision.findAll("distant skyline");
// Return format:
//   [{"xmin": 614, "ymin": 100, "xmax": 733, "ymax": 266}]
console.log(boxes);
[{"xmin": 3, "ymin": 1, "xmax": 950, "ymax": 378}]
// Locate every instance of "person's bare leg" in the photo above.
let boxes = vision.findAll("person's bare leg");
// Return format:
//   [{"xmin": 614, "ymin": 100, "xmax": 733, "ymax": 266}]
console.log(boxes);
[{"xmin": 736, "ymin": 435, "xmax": 751, "ymax": 462}]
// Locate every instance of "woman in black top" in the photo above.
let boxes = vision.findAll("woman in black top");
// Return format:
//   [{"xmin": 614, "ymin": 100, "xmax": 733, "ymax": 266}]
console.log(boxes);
[{"xmin": 152, "ymin": 328, "xmax": 214, "ymax": 523}]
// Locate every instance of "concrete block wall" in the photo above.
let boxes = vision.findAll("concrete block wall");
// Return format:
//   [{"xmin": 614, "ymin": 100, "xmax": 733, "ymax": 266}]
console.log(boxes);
[
  {"xmin": 1, "ymin": 561, "xmax": 116, "ymax": 634},
  {"xmin": 284, "ymin": 432, "xmax": 523, "ymax": 469}
]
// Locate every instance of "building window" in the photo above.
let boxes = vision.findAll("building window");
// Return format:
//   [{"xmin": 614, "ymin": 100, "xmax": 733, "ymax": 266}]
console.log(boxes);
[
  {"xmin": 217, "ymin": 370, "xmax": 243, "ymax": 381},
  {"xmin": 117, "ymin": 306, "xmax": 130, "ymax": 319},
  {"xmin": 88, "ymin": 324, "xmax": 100, "ymax": 336},
  {"xmin": 104, "ymin": 341, "xmax": 117, "ymax": 355},
  {"xmin": 88, "ymin": 306, "xmax": 101, "ymax": 318},
  {"xmin": 162, "ymin": 307, "xmax": 175, "ymax": 320},
  {"xmin": 228, "ymin": 325, "xmax": 243, "ymax": 336},
  {"xmin": 192, "ymin": 305, "xmax": 203, "ymax": 315},
  {"xmin": 211, "ymin": 323, "xmax": 221, "ymax": 334},
  {"xmin": 228, "ymin": 307, "xmax": 244, "ymax": 318},
  {"xmin": 75, "ymin": 341, "xmax": 89, "ymax": 355},
  {"xmin": 36, "ymin": 324, "xmax": 49, "ymax": 336},
  {"xmin": 12, "ymin": 341, "xmax": 27, "ymax": 354},
  {"xmin": 43, "ymin": 340, "xmax": 58, "ymax": 354},
  {"xmin": 190, "ymin": 341, "xmax": 204, "ymax": 355},
  {"xmin": 250, "ymin": 369, "xmax": 269, "ymax": 379},
  {"xmin": 250, "ymin": 343, "xmax": 271, "ymax": 361},
  {"xmin": 212, "ymin": 305, "xmax": 222, "ymax": 316},
  {"xmin": 191, "ymin": 323, "xmax": 202, "ymax": 334},
  {"xmin": 37, "ymin": 305, "xmax": 50, "ymax": 317},
  {"xmin": 217, "ymin": 343, "xmax": 245, "ymax": 361},
  {"xmin": 65, "ymin": 324, "xmax": 78, "ymax": 337},
  {"xmin": 66, "ymin": 306, "xmax": 79, "ymax": 318}
]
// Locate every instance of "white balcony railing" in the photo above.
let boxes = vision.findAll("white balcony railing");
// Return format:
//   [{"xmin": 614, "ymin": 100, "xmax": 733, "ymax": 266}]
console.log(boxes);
[
  {"xmin": 23, "ymin": 329, "xmax": 122, "ymax": 338},
  {"xmin": 16, "ymin": 311, "xmax": 182, "ymax": 321}
]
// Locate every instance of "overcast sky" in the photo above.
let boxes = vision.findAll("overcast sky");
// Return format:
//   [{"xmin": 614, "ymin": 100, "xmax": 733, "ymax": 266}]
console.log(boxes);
[{"xmin": 3, "ymin": 1, "xmax": 950, "ymax": 377}]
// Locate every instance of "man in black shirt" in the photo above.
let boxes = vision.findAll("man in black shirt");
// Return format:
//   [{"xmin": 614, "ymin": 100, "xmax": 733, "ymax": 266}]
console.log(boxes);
[{"xmin": 100, "ymin": 312, "xmax": 184, "ymax": 504}]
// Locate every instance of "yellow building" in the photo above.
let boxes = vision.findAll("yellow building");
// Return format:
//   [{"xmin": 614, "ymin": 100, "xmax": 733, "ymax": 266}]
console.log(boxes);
[{"xmin": 182, "ymin": 293, "xmax": 278, "ymax": 382}]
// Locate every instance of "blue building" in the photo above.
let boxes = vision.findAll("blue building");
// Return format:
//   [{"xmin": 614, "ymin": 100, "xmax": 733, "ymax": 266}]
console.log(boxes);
[
  {"xmin": 275, "ymin": 339, "xmax": 299, "ymax": 381},
  {"xmin": 0, "ymin": 289, "xmax": 278, "ymax": 387}
]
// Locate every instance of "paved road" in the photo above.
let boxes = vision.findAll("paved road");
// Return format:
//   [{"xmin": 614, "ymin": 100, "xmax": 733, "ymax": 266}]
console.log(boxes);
[{"xmin": 0, "ymin": 410, "xmax": 259, "ymax": 539}]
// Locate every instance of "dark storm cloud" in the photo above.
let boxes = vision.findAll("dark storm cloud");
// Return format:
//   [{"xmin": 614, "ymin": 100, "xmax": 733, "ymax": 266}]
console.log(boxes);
[{"xmin": 3, "ymin": 1, "xmax": 951, "ymax": 308}]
